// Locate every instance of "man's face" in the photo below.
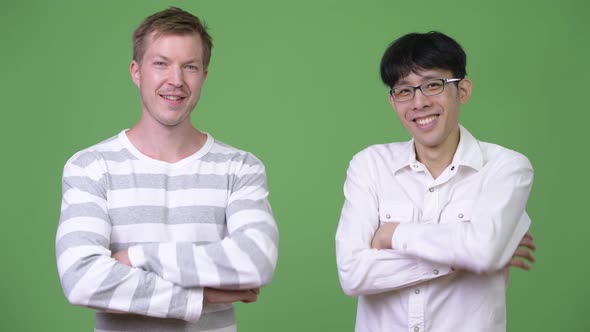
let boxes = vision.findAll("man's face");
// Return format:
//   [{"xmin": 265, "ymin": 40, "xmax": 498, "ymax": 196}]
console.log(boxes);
[
  {"xmin": 130, "ymin": 32, "xmax": 208, "ymax": 128},
  {"xmin": 389, "ymin": 68, "xmax": 472, "ymax": 153}
]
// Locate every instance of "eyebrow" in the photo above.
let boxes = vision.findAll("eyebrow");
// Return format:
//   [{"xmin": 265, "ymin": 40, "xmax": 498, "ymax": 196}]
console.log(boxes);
[
  {"xmin": 150, "ymin": 54, "xmax": 202, "ymax": 64},
  {"xmin": 395, "ymin": 75, "xmax": 442, "ymax": 87}
]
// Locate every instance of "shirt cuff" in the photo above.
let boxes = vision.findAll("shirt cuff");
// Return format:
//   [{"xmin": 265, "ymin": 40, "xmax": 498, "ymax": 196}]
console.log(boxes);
[
  {"xmin": 127, "ymin": 245, "xmax": 146, "ymax": 268},
  {"xmin": 392, "ymin": 222, "xmax": 418, "ymax": 252},
  {"xmin": 185, "ymin": 288, "xmax": 204, "ymax": 322}
]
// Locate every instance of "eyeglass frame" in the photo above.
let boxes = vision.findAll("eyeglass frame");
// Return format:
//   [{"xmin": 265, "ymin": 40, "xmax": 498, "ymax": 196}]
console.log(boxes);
[{"xmin": 389, "ymin": 78, "xmax": 462, "ymax": 102}]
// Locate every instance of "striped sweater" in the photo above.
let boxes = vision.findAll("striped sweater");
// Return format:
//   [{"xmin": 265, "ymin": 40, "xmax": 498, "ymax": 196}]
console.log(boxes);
[{"xmin": 56, "ymin": 130, "xmax": 279, "ymax": 332}]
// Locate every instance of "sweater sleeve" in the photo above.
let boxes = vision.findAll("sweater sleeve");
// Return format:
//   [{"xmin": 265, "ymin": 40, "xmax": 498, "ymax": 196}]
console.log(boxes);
[
  {"xmin": 392, "ymin": 154, "xmax": 534, "ymax": 274},
  {"xmin": 127, "ymin": 153, "xmax": 279, "ymax": 290},
  {"xmin": 336, "ymin": 153, "xmax": 451, "ymax": 296},
  {"xmin": 56, "ymin": 153, "xmax": 203, "ymax": 322}
]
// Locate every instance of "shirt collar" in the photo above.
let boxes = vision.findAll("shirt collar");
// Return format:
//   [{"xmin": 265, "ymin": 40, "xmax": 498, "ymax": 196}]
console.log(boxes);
[{"xmin": 391, "ymin": 124, "xmax": 484, "ymax": 173}]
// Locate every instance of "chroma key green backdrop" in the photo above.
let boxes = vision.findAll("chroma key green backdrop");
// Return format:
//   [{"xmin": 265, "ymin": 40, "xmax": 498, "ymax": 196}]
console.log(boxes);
[{"xmin": 0, "ymin": 0, "xmax": 587, "ymax": 331}]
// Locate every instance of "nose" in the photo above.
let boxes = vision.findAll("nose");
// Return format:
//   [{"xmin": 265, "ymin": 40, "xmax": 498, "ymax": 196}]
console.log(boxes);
[
  {"xmin": 410, "ymin": 88, "xmax": 431, "ymax": 110},
  {"xmin": 168, "ymin": 66, "xmax": 184, "ymax": 87}
]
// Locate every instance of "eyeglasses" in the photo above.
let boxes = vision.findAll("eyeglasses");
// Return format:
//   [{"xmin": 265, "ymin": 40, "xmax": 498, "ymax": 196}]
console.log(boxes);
[{"xmin": 390, "ymin": 78, "xmax": 462, "ymax": 102}]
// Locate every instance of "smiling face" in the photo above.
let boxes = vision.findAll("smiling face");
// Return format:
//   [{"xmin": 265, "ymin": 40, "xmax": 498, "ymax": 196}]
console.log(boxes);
[
  {"xmin": 130, "ymin": 32, "xmax": 208, "ymax": 129},
  {"xmin": 390, "ymin": 68, "xmax": 472, "ymax": 157}
]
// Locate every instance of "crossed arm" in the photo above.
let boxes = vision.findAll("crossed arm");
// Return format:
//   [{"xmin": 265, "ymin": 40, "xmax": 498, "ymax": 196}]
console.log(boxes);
[
  {"xmin": 336, "ymin": 153, "xmax": 535, "ymax": 296},
  {"xmin": 56, "ymin": 153, "xmax": 278, "ymax": 321}
]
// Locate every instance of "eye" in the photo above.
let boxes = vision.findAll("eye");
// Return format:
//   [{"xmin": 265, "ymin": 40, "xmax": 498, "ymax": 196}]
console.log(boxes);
[
  {"xmin": 153, "ymin": 61, "xmax": 166, "ymax": 67},
  {"xmin": 185, "ymin": 65, "xmax": 198, "ymax": 71},
  {"xmin": 395, "ymin": 87, "xmax": 412, "ymax": 96},
  {"xmin": 424, "ymin": 80, "xmax": 443, "ymax": 91}
]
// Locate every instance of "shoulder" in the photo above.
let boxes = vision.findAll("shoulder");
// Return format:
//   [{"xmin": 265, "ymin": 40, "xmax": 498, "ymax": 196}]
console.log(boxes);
[
  {"xmin": 479, "ymin": 140, "xmax": 533, "ymax": 172},
  {"xmin": 206, "ymin": 137, "xmax": 266, "ymax": 169},
  {"xmin": 64, "ymin": 133, "xmax": 128, "ymax": 171},
  {"xmin": 349, "ymin": 141, "xmax": 410, "ymax": 168}
]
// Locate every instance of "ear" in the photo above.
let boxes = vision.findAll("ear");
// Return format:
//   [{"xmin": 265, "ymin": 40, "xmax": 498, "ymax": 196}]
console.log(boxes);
[
  {"xmin": 458, "ymin": 78, "xmax": 472, "ymax": 104},
  {"xmin": 130, "ymin": 60, "xmax": 140, "ymax": 88}
]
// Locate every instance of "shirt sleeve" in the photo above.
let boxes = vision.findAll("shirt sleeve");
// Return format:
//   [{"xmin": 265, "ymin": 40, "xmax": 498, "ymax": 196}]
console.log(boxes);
[
  {"xmin": 127, "ymin": 154, "xmax": 279, "ymax": 290},
  {"xmin": 336, "ymin": 153, "xmax": 451, "ymax": 297},
  {"xmin": 56, "ymin": 155, "xmax": 203, "ymax": 322},
  {"xmin": 392, "ymin": 154, "xmax": 534, "ymax": 274}
]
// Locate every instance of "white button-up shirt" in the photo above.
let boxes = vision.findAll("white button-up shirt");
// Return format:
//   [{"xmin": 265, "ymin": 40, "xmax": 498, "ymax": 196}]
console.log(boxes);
[{"xmin": 336, "ymin": 126, "xmax": 533, "ymax": 332}]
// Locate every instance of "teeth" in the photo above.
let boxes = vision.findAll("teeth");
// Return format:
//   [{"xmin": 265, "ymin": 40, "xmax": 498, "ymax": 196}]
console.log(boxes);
[
  {"xmin": 162, "ymin": 95, "xmax": 182, "ymax": 101},
  {"xmin": 416, "ymin": 115, "xmax": 437, "ymax": 125}
]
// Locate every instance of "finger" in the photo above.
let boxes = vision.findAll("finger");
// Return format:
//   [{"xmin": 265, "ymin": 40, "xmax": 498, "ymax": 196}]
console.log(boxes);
[
  {"xmin": 250, "ymin": 288, "xmax": 260, "ymax": 295},
  {"xmin": 523, "ymin": 232, "xmax": 534, "ymax": 241},
  {"xmin": 508, "ymin": 258, "xmax": 530, "ymax": 271},
  {"xmin": 518, "ymin": 238, "xmax": 537, "ymax": 251},
  {"xmin": 513, "ymin": 249, "xmax": 535, "ymax": 262}
]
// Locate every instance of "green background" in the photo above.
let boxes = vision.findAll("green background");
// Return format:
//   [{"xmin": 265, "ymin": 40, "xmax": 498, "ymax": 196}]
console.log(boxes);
[{"xmin": 1, "ymin": 0, "xmax": 588, "ymax": 330}]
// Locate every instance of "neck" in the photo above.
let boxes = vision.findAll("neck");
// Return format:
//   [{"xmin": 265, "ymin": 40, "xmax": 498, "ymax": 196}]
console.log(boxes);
[
  {"xmin": 126, "ymin": 117, "xmax": 207, "ymax": 163},
  {"xmin": 415, "ymin": 128, "xmax": 460, "ymax": 179}
]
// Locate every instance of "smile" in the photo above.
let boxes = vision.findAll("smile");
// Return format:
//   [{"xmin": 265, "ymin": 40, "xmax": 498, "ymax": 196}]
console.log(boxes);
[
  {"xmin": 414, "ymin": 115, "xmax": 438, "ymax": 125},
  {"xmin": 160, "ymin": 95, "xmax": 185, "ymax": 101}
]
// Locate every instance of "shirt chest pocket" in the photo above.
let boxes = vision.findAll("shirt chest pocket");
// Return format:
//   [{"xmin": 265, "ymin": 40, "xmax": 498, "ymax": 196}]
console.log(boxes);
[
  {"xmin": 439, "ymin": 200, "xmax": 474, "ymax": 224},
  {"xmin": 378, "ymin": 201, "xmax": 414, "ymax": 224}
]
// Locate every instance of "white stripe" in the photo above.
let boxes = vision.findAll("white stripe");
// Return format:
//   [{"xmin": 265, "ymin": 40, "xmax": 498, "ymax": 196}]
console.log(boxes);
[
  {"xmin": 221, "ymin": 240, "xmax": 261, "ymax": 287},
  {"xmin": 68, "ymin": 257, "xmax": 116, "ymax": 306},
  {"xmin": 228, "ymin": 186, "xmax": 268, "ymax": 203},
  {"xmin": 105, "ymin": 159, "xmax": 255, "ymax": 176},
  {"xmin": 227, "ymin": 209, "xmax": 274, "ymax": 232},
  {"xmin": 63, "ymin": 189, "xmax": 106, "ymax": 206},
  {"xmin": 108, "ymin": 270, "xmax": 139, "ymax": 312},
  {"xmin": 158, "ymin": 244, "xmax": 177, "ymax": 282},
  {"xmin": 56, "ymin": 218, "xmax": 111, "ymax": 242},
  {"xmin": 108, "ymin": 188, "xmax": 228, "ymax": 209},
  {"xmin": 111, "ymin": 223, "xmax": 223, "ymax": 244},
  {"xmin": 147, "ymin": 278, "xmax": 172, "ymax": 318},
  {"xmin": 57, "ymin": 245, "xmax": 110, "ymax": 277},
  {"xmin": 194, "ymin": 246, "xmax": 222, "ymax": 287}
]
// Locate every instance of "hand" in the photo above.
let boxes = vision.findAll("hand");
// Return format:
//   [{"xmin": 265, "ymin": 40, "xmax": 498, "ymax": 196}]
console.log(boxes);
[
  {"xmin": 371, "ymin": 222, "xmax": 399, "ymax": 249},
  {"xmin": 204, "ymin": 288, "xmax": 260, "ymax": 304},
  {"xmin": 112, "ymin": 249, "xmax": 131, "ymax": 266},
  {"xmin": 507, "ymin": 232, "xmax": 536, "ymax": 270}
]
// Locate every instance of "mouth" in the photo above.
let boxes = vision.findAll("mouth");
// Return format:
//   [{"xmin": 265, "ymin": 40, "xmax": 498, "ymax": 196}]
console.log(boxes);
[
  {"xmin": 413, "ymin": 114, "xmax": 439, "ymax": 126},
  {"xmin": 160, "ymin": 94, "xmax": 186, "ymax": 101}
]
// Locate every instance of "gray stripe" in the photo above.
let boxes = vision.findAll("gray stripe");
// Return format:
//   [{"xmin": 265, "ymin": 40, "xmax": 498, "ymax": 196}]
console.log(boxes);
[
  {"xmin": 177, "ymin": 242, "xmax": 200, "ymax": 287},
  {"xmin": 142, "ymin": 244, "xmax": 164, "ymax": 276},
  {"xmin": 63, "ymin": 176, "xmax": 106, "ymax": 198},
  {"xmin": 59, "ymin": 255, "xmax": 100, "ymax": 298},
  {"xmin": 200, "ymin": 152, "xmax": 256, "ymax": 165},
  {"xmin": 108, "ymin": 173, "xmax": 230, "ymax": 190},
  {"xmin": 56, "ymin": 231, "xmax": 109, "ymax": 258},
  {"xmin": 234, "ymin": 234, "xmax": 274, "ymax": 284},
  {"xmin": 109, "ymin": 206, "xmax": 226, "ymax": 226},
  {"xmin": 226, "ymin": 199, "xmax": 270, "ymax": 219},
  {"xmin": 72, "ymin": 149, "xmax": 137, "ymax": 168},
  {"xmin": 168, "ymin": 286, "xmax": 188, "ymax": 319},
  {"xmin": 234, "ymin": 221, "xmax": 279, "ymax": 247},
  {"xmin": 95, "ymin": 308, "xmax": 235, "ymax": 331},
  {"xmin": 204, "ymin": 244, "xmax": 240, "ymax": 288},
  {"xmin": 232, "ymin": 173, "xmax": 267, "ymax": 192},
  {"xmin": 128, "ymin": 273, "xmax": 156, "ymax": 314},
  {"xmin": 60, "ymin": 202, "xmax": 108, "ymax": 223},
  {"xmin": 88, "ymin": 264, "xmax": 131, "ymax": 308},
  {"xmin": 110, "ymin": 241, "xmax": 212, "ymax": 253}
]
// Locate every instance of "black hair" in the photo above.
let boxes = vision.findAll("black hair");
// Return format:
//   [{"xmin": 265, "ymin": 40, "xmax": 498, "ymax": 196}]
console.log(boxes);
[{"xmin": 380, "ymin": 31, "xmax": 467, "ymax": 87}]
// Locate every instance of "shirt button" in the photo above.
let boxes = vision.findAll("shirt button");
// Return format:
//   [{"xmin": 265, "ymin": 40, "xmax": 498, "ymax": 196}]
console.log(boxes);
[
  {"xmin": 412, "ymin": 164, "xmax": 418, "ymax": 168},
  {"xmin": 433, "ymin": 269, "xmax": 439, "ymax": 275},
  {"xmin": 428, "ymin": 187, "xmax": 434, "ymax": 192},
  {"xmin": 451, "ymin": 166, "xmax": 455, "ymax": 171},
  {"xmin": 414, "ymin": 326, "xmax": 420, "ymax": 332},
  {"xmin": 414, "ymin": 289, "xmax": 420, "ymax": 294},
  {"xmin": 386, "ymin": 214, "xmax": 391, "ymax": 219},
  {"xmin": 458, "ymin": 213, "xmax": 464, "ymax": 218}
]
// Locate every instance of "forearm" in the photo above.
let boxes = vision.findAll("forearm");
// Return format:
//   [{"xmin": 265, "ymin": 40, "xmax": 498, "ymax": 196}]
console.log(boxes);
[
  {"xmin": 392, "ymin": 157, "xmax": 533, "ymax": 273},
  {"xmin": 128, "ymin": 165, "xmax": 279, "ymax": 289},
  {"xmin": 336, "ymin": 242, "xmax": 452, "ymax": 296}
]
